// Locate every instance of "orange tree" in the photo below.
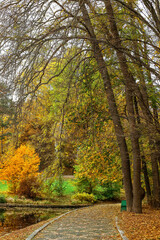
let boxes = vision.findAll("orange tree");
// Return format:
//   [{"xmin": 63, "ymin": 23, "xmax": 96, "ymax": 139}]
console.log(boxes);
[{"xmin": 0, "ymin": 144, "xmax": 40, "ymax": 198}]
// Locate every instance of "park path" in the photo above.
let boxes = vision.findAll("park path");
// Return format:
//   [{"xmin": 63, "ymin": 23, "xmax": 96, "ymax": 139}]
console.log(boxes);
[{"xmin": 31, "ymin": 204, "xmax": 122, "ymax": 240}]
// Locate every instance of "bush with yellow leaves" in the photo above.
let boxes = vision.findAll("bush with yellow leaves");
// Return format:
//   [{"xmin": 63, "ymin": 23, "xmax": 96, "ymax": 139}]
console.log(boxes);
[{"xmin": 0, "ymin": 144, "xmax": 41, "ymax": 198}]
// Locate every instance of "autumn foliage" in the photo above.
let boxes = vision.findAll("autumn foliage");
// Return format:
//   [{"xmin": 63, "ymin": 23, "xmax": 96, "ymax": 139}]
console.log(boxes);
[
  {"xmin": 75, "ymin": 143, "xmax": 121, "ymax": 184},
  {"xmin": 0, "ymin": 144, "xmax": 40, "ymax": 198},
  {"xmin": 119, "ymin": 205, "xmax": 160, "ymax": 240}
]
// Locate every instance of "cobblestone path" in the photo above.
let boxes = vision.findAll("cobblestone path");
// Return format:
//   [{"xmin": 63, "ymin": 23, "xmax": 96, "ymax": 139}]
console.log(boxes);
[{"xmin": 32, "ymin": 204, "xmax": 122, "ymax": 240}]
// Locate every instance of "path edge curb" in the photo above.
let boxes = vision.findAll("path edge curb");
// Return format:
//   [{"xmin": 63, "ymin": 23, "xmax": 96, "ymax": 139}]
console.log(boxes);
[
  {"xmin": 26, "ymin": 205, "xmax": 125, "ymax": 240},
  {"xmin": 25, "ymin": 208, "xmax": 79, "ymax": 240},
  {"xmin": 115, "ymin": 216, "xmax": 128, "ymax": 240}
]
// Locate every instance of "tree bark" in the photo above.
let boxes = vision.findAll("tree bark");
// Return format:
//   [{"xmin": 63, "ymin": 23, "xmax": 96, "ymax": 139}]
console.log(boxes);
[
  {"xmin": 134, "ymin": 41, "xmax": 160, "ymax": 206},
  {"xmin": 105, "ymin": 0, "xmax": 160, "ymax": 207},
  {"xmin": 142, "ymin": 157, "xmax": 152, "ymax": 204},
  {"xmin": 79, "ymin": 0, "xmax": 133, "ymax": 211},
  {"xmin": 104, "ymin": 0, "xmax": 142, "ymax": 213},
  {"xmin": 150, "ymin": 139, "xmax": 160, "ymax": 207},
  {"xmin": 131, "ymin": 26, "xmax": 160, "ymax": 206},
  {"xmin": 134, "ymin": 97, "xmax": 152, "ymax": 204}
]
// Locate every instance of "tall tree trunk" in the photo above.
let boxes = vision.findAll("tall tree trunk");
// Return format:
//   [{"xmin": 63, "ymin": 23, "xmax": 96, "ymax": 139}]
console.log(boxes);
[
  {"xmin": 134, "ymin": 97, "xmax": 152, "ymax": 204},
  {"xmin": 150, "ymin": 139, "xmax": 160, "ymax": 207},
  {"xmin": 104, "ymin": 0, "xmax": 142, "ymax": 213},
  {"xmin": 106, "ymin": 0, "xmax": 160, "ymax": 207},
  {"xmin": 132, "ymin": 33, "xmax": 160, "ymax": 206},
  {"xmin": 142, "ymin": 157, "xmax": 152, "ymax": 204},
  {"xmin": 79, "ymin": 0, "xmax": 133, "ymax": 211}
]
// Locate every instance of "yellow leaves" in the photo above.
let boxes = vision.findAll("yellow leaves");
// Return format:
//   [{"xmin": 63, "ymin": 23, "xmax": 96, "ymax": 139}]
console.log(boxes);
[
  {"xmin": 75, "ymin": 143, "xmax": 122, "ymax": 183},
  {"xmin": 120, "ymin": 206, "xmax": 160, "ymax": 240},
  {"xmin": 0, "ymin": 144, "xmax": 40, "ymax": 192},
  {"xmin": 126, "ymin": 0, "xmax": 137, "ymax": 3}
]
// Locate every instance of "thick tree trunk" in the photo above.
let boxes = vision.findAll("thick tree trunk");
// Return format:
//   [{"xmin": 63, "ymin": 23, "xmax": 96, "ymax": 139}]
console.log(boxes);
[
  {"xmin": 79, "ymin": 1, "xmax": 133, "ymax": 211},
  {"xmin": 132, "ymin": 36, "xmax": 160, "ymax": 205},
  {"xmin": 125, "ymin": 87, "xmax": 142, "ymax": 213},
  {"xmin": 104, "ymin": 0, "xmax": 142, "ymax": 213},
  {"xmin": 133, "ymin": 39, "xmax": 160, "ymax": 206},
  {"xmin": 142, "ymin": 157, "xmax": 152, "ymax": 204},
  {"xmin": 150, "ymin": 139, "xmax": 160, "ymax": 207},
  {"xmin": 134, "ymin": 97, "xmax": 152, "ymax": 204},
  {"xmin": 105, "ymin": 0, "xmax": 160, "ymax": 210}
]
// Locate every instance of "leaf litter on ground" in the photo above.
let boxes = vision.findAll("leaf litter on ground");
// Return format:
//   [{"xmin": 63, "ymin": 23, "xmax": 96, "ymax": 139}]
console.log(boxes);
[{"xmin": 118, "ymin": 204, "xmax": 160, "ymax": 240}]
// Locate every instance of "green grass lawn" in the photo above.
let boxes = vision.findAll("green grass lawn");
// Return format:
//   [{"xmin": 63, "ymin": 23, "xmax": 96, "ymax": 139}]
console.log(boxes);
[
  {"xmin": 0, "ymin": 179, "xmax": 76, "ymax": 195},
  {"xmin": 0, "ymin": 178, "xmax": 121, "ymax": 206},
  {"xmin": 49, "ymin": 178, "xmax": 76, "ymax": 196},
  {"xmin": 61, "ymin": 179, "xmax": 76, "ymax": 195},
  {"xmin": 0, "ymin": 181, "xmax": 8, "ymax": 192}
]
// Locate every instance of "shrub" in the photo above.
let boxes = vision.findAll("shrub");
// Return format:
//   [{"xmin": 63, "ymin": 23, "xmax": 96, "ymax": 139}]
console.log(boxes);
[
  {"xmin": 0, "ymin": 144, "xmax": 40, "ymax": 198},
  {"xmin": 52, "ymin": 175, "xmax": 66, "ymax": 196},
  {"xmin": 71, "ymin": 192, "xmax": 96, "ymax": 204},
  {"xmin": 16, "ymin": 176, "xmax": 41, "ymax": 199},
  {"xmin": 42, "ymin": 176, "xmax": 76, "ymax": 199},
  {"xmin": 0, "ymin": 195, "xmax": 7, "ymax": 203},
  {"xmin": 93, "ymin": 182, "xmax": 121, "ymax": 201},
  {"xmin": 74, "ymin": 174, "xmax": 121, "ymax": 201},
  {"xmin": 74, "ymin": 177, "xmax": 96, "ymax": 194},
  {"xmin": 43, "ymin": 175, "xmax": 66, "ymax": 197}
]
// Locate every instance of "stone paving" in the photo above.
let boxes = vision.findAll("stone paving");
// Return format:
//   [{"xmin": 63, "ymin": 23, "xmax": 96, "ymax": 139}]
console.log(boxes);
[{"xmin": 32, "ymin": 204, "xmax": 122, "ymax": 240}]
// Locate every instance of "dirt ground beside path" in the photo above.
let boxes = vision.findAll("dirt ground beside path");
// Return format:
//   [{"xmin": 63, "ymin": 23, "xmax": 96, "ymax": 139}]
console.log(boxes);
[{"xmin": 119, "ymin": 204, "xmax": 160, "ymax": 240}]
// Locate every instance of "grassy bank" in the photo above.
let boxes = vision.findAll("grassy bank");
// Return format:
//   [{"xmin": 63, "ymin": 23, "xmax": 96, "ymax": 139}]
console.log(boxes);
[
  {"xmin": 0, "ymin": 181, "xmax": 8, "ymax": 192},
  {"xmin": 0, "ymin": 178, "xmax": 122, "ymax": 206}
]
